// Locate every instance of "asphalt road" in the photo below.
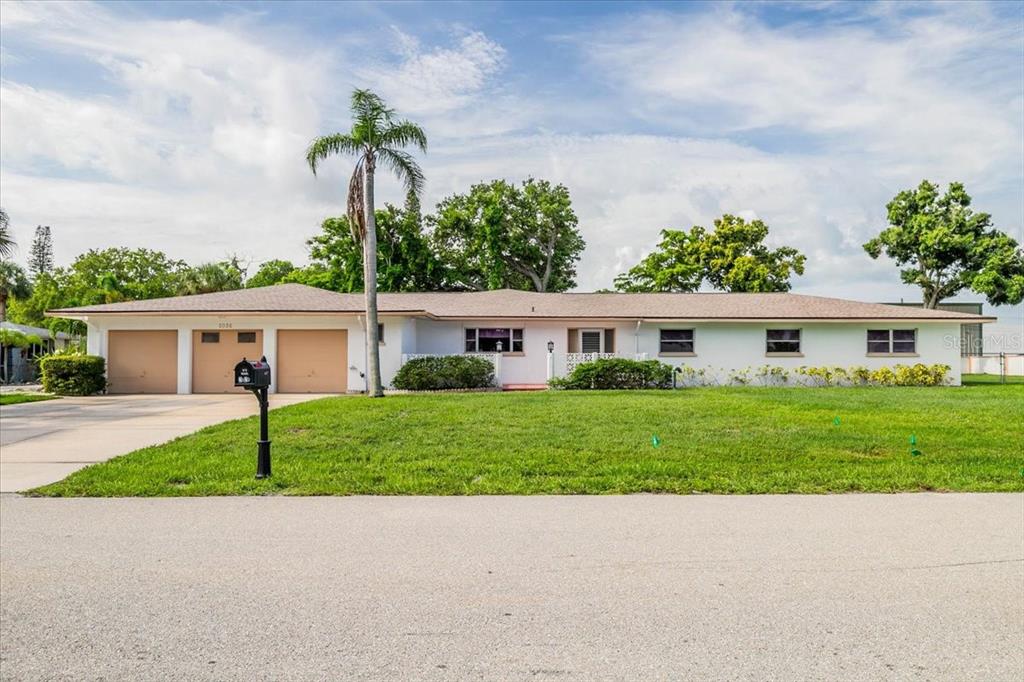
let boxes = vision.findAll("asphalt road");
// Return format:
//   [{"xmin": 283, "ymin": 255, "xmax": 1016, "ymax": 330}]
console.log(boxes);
[{"xmin": 1, "ymin": 494, "xmax": 1021, "ymax": 681}]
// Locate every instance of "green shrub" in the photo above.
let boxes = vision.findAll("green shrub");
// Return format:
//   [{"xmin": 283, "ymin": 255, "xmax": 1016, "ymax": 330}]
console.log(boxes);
[
  {"xmin": 392, "ymin": 355, "xmax": 495, "ymax": 391},
  {"xmin": 550, "ymin": 358, "xmax": 674, "ymax": 390},
  {"xmin": 39, "ymin": 355, "xmax": 107, "ymax": 395}
]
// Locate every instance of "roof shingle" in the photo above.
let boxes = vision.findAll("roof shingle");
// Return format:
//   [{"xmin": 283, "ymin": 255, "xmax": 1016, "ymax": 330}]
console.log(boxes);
[{"xmin": 46, "ymin": 283, "xmax": 994, "ymax": 321}]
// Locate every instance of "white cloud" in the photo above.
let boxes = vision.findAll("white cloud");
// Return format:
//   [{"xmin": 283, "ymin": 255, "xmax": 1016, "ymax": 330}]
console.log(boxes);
[
  {"xmin": 365, "ymin": 28, "xmax": 506, "ymax": 116},
  {"xmin": 0, "ymin": 0, "xmax": 1019, "ymax": 324}
]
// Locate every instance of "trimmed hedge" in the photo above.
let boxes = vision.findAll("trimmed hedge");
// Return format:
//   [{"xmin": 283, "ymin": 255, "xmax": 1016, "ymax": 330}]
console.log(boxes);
[
  {"xmin": 39, "ymin": 355, "xmax": 107, "ymax": 396},
  {"xmin": 550, "ymin": 358, "xmax": 674, "ymax": 390},
  {"xmin": 392, "ymin": 355, "xmax": 495, "ymax": 391}
]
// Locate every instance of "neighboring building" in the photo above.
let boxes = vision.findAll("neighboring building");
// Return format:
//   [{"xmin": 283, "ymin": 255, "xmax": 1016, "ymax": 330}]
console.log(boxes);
[
  {"xmin": 0, "ymin": 321, "xmax": 78, "ymax": 384},
  {"xmin": 46, "ymin": 283, "xmax": 994, "ymax": 393}
]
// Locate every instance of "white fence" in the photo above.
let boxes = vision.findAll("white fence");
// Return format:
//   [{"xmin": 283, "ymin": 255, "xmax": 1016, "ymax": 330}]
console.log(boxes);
[
  {"xmin": 565, "ymin": 352, "xmax": 648, "ymax": 375},
  {"xmin": 962, "ymin": 353, "xmax": 1024, "ymax": 377}
]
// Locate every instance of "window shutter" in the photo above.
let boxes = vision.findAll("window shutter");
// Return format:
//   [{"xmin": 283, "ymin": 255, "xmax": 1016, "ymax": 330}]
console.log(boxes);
[
  {"xmin": 567, "ymin": 328, "xmax": 579, "ymax": 353},
  {"xmin": 604, "ymin": 329, "xmax": 615, "ymax": 353}
]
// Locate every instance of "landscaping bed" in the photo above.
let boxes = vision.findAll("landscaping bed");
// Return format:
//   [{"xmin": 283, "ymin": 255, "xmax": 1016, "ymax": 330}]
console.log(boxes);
[{"xmin": 29, "ymin": 384, "xmax": 1024, "ymax": 496}]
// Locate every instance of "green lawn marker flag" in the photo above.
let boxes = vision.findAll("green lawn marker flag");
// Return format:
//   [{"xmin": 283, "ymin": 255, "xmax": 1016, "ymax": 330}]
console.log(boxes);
[
  {"xmin": 833, "ymin": 416, "xmax": 841, "ymax": 426},
  {"xmin": 910, "ymin": 434, "xmax": 922, "ymax": 457},
  {"xmin": 651, "ymin": 434, "xmax": 661, "ymax": 448}
]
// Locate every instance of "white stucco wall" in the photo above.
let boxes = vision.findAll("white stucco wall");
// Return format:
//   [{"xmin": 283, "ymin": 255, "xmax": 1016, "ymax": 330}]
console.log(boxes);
[
  {"xmin": 412, "ymin": 319, "xmax": 964, "ymax": 386},
  {"xmin": 635, "ymin": 321, "xmax": 963, "ymax": 385},
  {"xmin": 82, "ymin": 314, "xmax": 965, "ymax": 392}
]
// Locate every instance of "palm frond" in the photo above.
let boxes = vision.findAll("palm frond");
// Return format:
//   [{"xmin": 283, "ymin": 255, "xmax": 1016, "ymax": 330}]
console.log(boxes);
[
  {"xmin": 379, "ymin": 120, "xmax": 427, "ymax": 153},
  {"xmin": 347, "ymin": 158, "xmax": 367, "ymax": 242},
  {"xmin": 306, "ymin": 133, "xmax": 361, "ymax": 175},
  {"xmin": 376, "ymin": 148, "xmax": 426, "ymax": 198}
]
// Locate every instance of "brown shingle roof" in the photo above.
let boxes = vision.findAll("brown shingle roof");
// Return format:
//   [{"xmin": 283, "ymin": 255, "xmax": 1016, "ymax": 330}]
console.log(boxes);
[{"xmin": 47, "ymin": 283, "xmax": 995, "ymax": 321}]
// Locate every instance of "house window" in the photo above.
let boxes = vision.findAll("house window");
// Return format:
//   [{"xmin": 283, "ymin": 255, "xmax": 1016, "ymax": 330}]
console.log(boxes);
[
  {"xmin": 237, "ymin": 332, "xmax": 256, "ymax": 343},
  {"xmin": 867, "ymin": 329, "xmax": 916, "ymax": 354},
  {"xmin": 766, "ymin": 329, "xmax": 801, "ymax": 354},
  {"xmin": 659, "ymin": 329, "xmax": 694, "ymax": 354},
  {"xmin": 464, "ymin": 328, "xmax": 524, "ymax": 353},
  {"xmin": 201, "ymin": 332, "xmax": 220, "ymax": 343},
  {"xmin": 581, "ymin": 330, "xmax": 602, "ymax": 353}
]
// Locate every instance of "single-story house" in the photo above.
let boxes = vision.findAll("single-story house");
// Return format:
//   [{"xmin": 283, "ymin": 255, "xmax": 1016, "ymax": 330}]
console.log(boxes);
[
  {"xmin": 1, "ymin": 321, "xmax": 78, "ymax": 384},
  {"xmin": 46, "ymin": 283, "xmax": 994, "ymax": 393}
]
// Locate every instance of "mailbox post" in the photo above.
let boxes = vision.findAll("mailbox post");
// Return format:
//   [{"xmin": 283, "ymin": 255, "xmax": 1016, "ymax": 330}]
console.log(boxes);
[{"xmin": 234, "ymin": 356, "xmax": 272, "ymax": 478}]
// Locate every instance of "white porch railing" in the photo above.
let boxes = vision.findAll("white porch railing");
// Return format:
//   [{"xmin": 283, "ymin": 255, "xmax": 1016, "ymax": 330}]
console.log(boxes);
[
  {"xmin": 400, "ymin": 353, "xmax": 502, "ymax": 386},
  {"xmin": 565, "ymin": 352, "xmax": 648, "ymax": 375}
]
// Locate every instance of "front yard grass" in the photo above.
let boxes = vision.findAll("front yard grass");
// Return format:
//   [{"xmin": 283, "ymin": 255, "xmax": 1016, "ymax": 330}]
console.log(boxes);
[
  {"xmin": 962, "ymin": 373, "xmax": 1024, "ymax": 385},
  {"xmin": 0, "ymin": 393, "xmax": 58, "ymax": 406},
  {"xmin": 30, "ymin": 385, "xmax": 1024, "ymax": 496}
]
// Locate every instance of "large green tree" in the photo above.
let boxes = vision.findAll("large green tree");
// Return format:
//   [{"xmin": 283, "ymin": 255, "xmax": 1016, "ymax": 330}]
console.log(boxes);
[
  {"xmin": 306, "ymin": 89, "xmax": 427, "ymax": 397},
  {"xmin": 429, "ymin": 178, "xmax": 585, "ymax": 292},
  {"xmin": 0, "ymin": 260, "xmax": 31, "ymax": 322},
  {"xmin": 306, "ymin": 194, "xmax": 445, "ymax": 293},
  {"xmin": 246, "ymin": 259, "xmax": 298, "ymax": 289},
  {"xmin": 615, "ymin": 214, "xmax": 805, "ymax": 292},
  {"xmin": 178, "ymin": 261, "xmax": 244, "ymax": 296},
  {"xmin": 7, "ymin": 248, "xmax": 188, "ymax": 333},
  {"xmin": 864, "ymin": 180, "xmax": 1024, "ymax": 308},
  {"xmin": 28, "ymin": 225, "xmax": 54, "ymax": 279}
]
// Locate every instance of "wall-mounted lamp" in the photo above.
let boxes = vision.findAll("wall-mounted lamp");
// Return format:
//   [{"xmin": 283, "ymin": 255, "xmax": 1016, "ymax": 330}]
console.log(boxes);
[{"xmin": 547, "ymin": 340, "xmax": 555, "ymax": 353}]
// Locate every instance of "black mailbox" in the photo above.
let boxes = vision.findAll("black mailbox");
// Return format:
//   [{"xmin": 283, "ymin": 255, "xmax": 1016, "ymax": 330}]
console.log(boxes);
[
  {"xmin": 234, "ymin": 357, "xmax": 271, "ymax": 388},
  {"xmin": 234, "ymin": 355, "xmax": 273, "ymax": 479}
]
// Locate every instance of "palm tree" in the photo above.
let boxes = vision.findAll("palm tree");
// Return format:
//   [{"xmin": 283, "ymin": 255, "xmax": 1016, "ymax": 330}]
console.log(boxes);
[
  {"xmin": 306, "ymin": 90, "xmax": 427, "ymax": 397},
  {"xmin": 0, "ymin": 208, "xmax": 15, "ymax": 259}
]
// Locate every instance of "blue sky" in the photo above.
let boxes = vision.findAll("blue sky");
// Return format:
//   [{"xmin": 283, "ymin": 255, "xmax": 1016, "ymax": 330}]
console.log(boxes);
[{"xmin": 1, "ymin": 0, "xmax": 1022, "ymax": 329}]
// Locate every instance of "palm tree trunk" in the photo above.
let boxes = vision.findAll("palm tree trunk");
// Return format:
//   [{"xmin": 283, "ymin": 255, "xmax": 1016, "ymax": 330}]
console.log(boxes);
[{"xmin": 363, "ymin": 158, "xmax": 384, "ymax": 397}]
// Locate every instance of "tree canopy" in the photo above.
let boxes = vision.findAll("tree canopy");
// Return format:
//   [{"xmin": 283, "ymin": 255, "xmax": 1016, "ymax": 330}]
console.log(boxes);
[
  {"xmin": 615, "ymin": 214, "xmax": 805, "ymax": 293},
  {"xmin": 246, "ymin": 259, "xmax": 298, "ymax": 289},
  {"xmin": 864, "ymin": 180, "xmax": 1024, "ymax": 308},
  {"xmin": 429, "ymin": 178, "xmax": 585, "ymax": 292},
  {"xmin": 29, "ymin": 225, "xmax": 54, "ymax": 279}
]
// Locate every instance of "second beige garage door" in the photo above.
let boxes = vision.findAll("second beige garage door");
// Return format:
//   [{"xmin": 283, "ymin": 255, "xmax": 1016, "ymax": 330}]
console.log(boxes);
[
  {"xmin": 277, "ymin": 330, "xmax": 347, "ymax": 393},
  {"xmin": 192, "ymin": 330, "xmax": 263, "ymax": 393}
]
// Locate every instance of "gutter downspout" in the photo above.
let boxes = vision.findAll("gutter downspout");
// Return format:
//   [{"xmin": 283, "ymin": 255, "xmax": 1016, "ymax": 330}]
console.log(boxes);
[{"xmin": 634, "ymin": 319, "xmax": 642, "ymax": 358}]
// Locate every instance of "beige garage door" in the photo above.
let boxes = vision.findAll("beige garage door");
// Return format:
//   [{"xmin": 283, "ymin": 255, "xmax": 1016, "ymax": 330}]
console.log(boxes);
[
  {"xmin": 107, "ymin": 330, "xmax": 178, "ymax": 394},
  {"xmin": 192, "ymin": 330, "xmax": 263, "ymax": 393},
  {"xmin": 277, "ymin": 330, "xmax": 348, "ymax": 393}
]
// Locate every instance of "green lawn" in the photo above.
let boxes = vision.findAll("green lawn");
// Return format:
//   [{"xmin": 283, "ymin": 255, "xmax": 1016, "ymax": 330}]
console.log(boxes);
[
  {"xmin": 30, "ymin": 385, "xmax": 1024, "ymax": 497},
  {"xmin": 962, "ymin": 373, "xmax": 1024, "ymax": 385},
  {"xmin": 0, "ymin": 393, "xmax": 58, "ymax": 406}
]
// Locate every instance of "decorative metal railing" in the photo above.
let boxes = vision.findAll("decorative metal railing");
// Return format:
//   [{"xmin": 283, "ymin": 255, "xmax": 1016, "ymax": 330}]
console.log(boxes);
[{"xmin": 564, "ymin": 352, "xmax": 647, "ymax": 375}]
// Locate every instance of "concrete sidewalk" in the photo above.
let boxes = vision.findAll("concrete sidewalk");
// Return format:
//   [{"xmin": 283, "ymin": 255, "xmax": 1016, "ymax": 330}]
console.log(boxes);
[
  {"xmin": 1, "ymin": 494, "xmax": 1021, "ymax": 680},
  {"xmin": 0, "ymin": 393, "xmax": 328, "ymax": 492}
]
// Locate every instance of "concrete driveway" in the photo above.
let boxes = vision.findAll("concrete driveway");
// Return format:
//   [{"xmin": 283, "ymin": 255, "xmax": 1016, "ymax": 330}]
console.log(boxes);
[
  {"xmin": 0, "ymin": 393, "xmax": 329, "ymax": 492},
  {"xmin": 1, "ymin": 494, "xmax": 1021, "ymax": 680}
]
